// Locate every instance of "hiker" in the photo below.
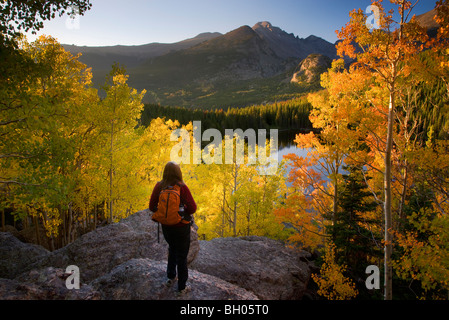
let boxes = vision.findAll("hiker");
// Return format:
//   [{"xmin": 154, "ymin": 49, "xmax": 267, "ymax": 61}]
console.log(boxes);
[{"xmin": 149, "ymin": 161, "xmax": 197, "ymax": 295}]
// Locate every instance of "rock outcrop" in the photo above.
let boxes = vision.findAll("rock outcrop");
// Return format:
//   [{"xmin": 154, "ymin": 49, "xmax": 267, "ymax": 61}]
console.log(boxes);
[
  {"xmin": 291, "ymin": 53, "xmax": 332, "ymax": 84},
  {"xmin": 0, "ymin": 267, "xmax": 100, "ymax": 300},
  {"xmin": 22, "ymin": 209, "xmax": 199, "ymax": 283},
  {"xmin": 92, "ymin": 259, "xmax": 258, "ymax": 300},
  {"xmin": 190, "ymin": 236, "xmax": 313, "ymax": 300},
  {"xmin": 0, "ymin": 209, "xmax": 315, "ymax": 300},
  {"xmin": 0, "ymin": 232, "xmax": 49, "ymax": 279}
]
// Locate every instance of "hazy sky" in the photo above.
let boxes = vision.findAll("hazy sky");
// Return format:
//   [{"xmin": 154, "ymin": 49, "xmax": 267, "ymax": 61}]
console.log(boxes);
[{"xmin": 26, "ymin": 0, "xmax": 437, "ymax": 46}]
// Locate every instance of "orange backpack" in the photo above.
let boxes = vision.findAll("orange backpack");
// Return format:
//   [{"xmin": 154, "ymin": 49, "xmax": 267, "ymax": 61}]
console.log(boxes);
[{"xmin": 152, "ymin": 184, "xmax": 186, "ymax": 226}]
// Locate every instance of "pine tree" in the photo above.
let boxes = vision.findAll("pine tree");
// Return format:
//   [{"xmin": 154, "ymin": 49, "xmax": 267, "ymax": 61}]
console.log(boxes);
[{"xmin": 328, "ymin": 165, "xmax": 382, "ymax": 281}]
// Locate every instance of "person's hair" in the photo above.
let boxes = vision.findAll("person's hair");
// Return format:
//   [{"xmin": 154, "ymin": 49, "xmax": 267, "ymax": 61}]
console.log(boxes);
[{"xmin": 160, "ymin": 161, "xmax": 184, "ymax": 189}]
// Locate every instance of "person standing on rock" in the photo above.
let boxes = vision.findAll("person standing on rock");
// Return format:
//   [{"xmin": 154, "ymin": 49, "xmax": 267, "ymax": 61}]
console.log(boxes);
[{"xmin": 149, "ymin": 161, "xmax": 197, "ymax": 295}]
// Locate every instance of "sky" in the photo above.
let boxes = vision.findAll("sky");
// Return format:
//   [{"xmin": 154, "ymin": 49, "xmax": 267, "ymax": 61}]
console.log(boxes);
[{"xmin": 26, "ymin": 0, "xmax": 437, "ymax": 47}]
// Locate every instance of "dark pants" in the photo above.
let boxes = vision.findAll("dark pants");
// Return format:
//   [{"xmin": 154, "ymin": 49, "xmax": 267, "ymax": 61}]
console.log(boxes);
[{"xmin": 161, "ymin": 224, "xmax": 191, "ymax": 291}]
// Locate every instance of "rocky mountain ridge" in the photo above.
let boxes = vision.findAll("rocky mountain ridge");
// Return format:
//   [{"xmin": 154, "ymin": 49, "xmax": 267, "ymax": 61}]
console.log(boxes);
[
  {"xmin": 63, "ymin": 32, "xmax": 223, "ymax": 71},
  {"xmin": 252, "ymin": 21, "xmax": 337, "ymax": 60},
  {"xmin": 0, "ymin": 209, "xmax": 316, "ymax": 300},
  {"xmin": 65, "ymin": 21, "xmax": 336, "ymax": 72},
  {"xmin": 63, "ymin": 21, "xmax": 338, "ymax": 107}
]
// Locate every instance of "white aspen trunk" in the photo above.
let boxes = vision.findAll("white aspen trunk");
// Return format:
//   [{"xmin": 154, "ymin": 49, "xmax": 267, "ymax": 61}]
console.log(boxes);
[{"xmin": 384, "ymin": 88, "xmax": 395, "ymax": 300}]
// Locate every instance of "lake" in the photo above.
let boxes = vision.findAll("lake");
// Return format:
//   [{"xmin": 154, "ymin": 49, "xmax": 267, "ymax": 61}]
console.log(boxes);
[
  {"xmin": 259, "ymin": 129, "xmax": 310, "ymax": 179},
  {"xmin": 277, "ymin": 129, "xmax": 310, "ymax": 163}
]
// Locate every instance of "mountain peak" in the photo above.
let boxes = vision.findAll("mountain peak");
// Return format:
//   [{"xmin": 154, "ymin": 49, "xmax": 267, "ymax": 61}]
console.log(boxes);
[
  {"xmin": 304, "ymin": 35, "xmax": 323, "ymax": 42},
  {"xmin": 253, "ymin": 21, "xmax": 273, "ymax": 30},
  {"xmin": 221, "ymin": 25, "xmax": 257, "ymax": 42}
]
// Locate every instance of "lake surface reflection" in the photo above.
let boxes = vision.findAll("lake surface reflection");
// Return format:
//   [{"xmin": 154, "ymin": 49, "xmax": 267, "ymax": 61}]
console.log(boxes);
[
  {"xmin": 277, "ymin": 129, "xmax": 309, "ymax": 157},
  {"xmin": 276, "ymin": 130, "xmax": 309, "ymax": 179}
]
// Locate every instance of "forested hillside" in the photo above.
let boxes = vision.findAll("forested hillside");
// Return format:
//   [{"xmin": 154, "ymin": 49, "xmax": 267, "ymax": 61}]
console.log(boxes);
[{"xmin": 141, "ymin": 98, "xmax": 314, "ymax": 133}]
